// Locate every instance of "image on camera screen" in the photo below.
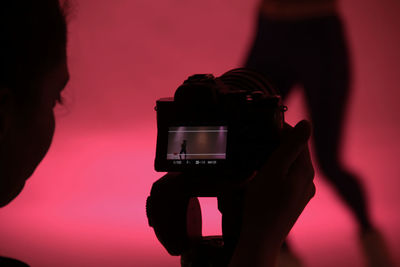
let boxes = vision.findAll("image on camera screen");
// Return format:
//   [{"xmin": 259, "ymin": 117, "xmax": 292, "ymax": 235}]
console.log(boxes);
[{"xmin": 167, "ymin": 126, "xmax": 228, "ymax": 162}]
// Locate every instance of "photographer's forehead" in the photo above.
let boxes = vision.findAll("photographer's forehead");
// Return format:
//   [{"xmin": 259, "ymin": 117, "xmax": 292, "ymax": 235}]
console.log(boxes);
[
  {"xmin": 45, "ymin": 58, "xmax": 70, "ymax": 92},
  {"xmin": 57, "ymin": 59, "xmax": 70, "ymax": 91}
]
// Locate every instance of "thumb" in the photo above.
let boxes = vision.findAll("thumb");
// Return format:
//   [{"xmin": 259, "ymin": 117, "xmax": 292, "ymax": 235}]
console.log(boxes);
[{"xmin": 262, "ymin": 120, "xmax": 312, "ymax": 172}]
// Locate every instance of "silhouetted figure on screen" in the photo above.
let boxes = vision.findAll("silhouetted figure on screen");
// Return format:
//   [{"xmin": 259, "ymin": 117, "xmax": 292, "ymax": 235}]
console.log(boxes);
[
  {"xmin": 179, "ymin": 140, "xmax": 187, "ymax": 160},
  {"xmin": 245, "ymin": 0, "xmax": 394, "ymax": 266},
  {"xmin": 0, "ymin": 1, "xmax": 69, "ymax": 266}
]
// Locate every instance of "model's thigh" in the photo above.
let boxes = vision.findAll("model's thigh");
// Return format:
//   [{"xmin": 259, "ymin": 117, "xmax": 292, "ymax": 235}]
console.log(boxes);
[
  {"xmin": 244, "ymin": 16, "xmax": 297, "ymax": 98},
  {"xmin": 300, "ymin": 16, "xmax": 351, "ymax": 164}
]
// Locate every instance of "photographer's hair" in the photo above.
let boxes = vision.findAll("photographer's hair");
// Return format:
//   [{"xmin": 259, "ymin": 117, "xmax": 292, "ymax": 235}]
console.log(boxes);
[{"xmin": 0, "ymin": 0, "xmax": 68, "ymax": 100}]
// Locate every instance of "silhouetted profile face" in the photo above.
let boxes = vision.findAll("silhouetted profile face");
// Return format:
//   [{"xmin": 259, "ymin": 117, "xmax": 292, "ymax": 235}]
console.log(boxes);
[
  {"xmin": 0, "ymin": 1, "xmax": 68, "ymax": 207},
  {"xmin": 0, "ymin": 57, "xmax": 69, "ymax": 207}
]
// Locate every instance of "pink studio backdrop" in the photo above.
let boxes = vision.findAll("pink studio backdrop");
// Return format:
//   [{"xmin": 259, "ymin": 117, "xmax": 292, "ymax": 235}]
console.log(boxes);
[{"xmin": 1, "ymin": 0, "xmax": 400, "ymax": 266}]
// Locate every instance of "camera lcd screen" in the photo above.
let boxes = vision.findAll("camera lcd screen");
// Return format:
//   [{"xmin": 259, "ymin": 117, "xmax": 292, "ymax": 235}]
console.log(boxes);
[{"xmin": 166, "ymin": 126, "xmax": 228, "ymax": 166}]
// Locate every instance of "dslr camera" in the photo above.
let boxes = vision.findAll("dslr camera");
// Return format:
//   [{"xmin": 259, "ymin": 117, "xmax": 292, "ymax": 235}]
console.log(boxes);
[
  {"xmin": 154, "ymin": 68, "xmax": 285, "ymax": 173},
  {"xmin": 147, "ymin": 68, "xmax": 286, "ymax": 266}
]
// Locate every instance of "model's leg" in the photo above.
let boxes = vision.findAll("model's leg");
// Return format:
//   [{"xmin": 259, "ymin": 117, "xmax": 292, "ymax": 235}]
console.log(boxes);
[
  {"xmin": 300, "ymin": 16, "xmax": 372, "ymax": 230},
  {"xmin": 244, "ymin": 16, "xmax": 296, "ymax": 98},
  {"xmin": 244, "ymin": 16, "xmax": 300, "ymax": 262}
]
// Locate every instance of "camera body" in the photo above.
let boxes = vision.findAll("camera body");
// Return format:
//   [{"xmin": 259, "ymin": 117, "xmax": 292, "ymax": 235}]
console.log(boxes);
[{"xmin": 155, "ymin": 68, "xmax": 285, "ymax": 174}]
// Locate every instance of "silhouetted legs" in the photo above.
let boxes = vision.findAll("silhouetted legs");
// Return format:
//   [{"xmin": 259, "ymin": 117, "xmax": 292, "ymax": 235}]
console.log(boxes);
[
  {"xmin": 245, "ymin": 15, "xmax": 373, "ymax": 230},
  {"xmin": 179, "ymin": 149, "xmax": 187, "ymax": 160}
]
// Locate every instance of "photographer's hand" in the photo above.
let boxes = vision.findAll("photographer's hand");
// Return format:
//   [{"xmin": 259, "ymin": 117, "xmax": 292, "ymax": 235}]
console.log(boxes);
[{"xmin": 229, "ymin": 120, "xmax": 315, "ymax": 267}]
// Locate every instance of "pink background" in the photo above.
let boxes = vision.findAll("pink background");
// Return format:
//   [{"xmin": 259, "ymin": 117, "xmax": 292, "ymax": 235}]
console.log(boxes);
[{"xmin": 1, "ymin": 0, "xmax": 399, "ymax": 266}]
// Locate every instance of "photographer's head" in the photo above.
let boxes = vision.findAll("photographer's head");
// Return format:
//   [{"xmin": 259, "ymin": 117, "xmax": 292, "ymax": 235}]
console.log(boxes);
[{"xmin": 0, "ymin": 1, "xmax": 69, "ymax": 207}]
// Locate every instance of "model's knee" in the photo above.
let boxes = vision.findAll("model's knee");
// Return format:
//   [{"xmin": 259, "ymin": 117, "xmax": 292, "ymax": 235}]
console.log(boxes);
[{"xmin": 319, "ymin": 161, "xmax": 361, "ymax": 189}]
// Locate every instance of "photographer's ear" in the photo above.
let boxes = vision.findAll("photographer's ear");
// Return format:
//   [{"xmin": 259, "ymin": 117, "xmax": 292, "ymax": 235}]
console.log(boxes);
[{"xmin": 0, "ymin": 87, "xmax": 14, "ymax": 141}]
